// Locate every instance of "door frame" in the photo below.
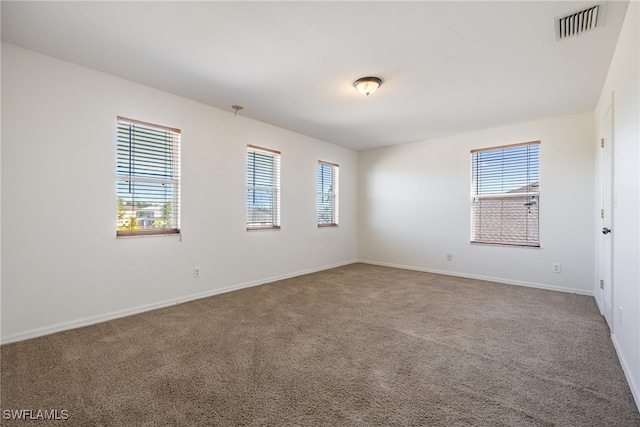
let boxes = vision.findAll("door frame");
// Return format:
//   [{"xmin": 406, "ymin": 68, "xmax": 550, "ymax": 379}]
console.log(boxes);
[{"xmin": 598, "ymin": 92, "xmax": 614, "ymax": 331}]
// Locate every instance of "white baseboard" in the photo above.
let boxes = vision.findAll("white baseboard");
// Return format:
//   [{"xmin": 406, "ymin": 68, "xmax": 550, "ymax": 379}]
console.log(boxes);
[
  {"xmin": 612, "ymin": 334, "xmax": 640, "ymax": 413},
  {"xmin": 175, "ymin": 259, "xmax": 357, "ymax": 305},
  {"xmin": 358, "ymin": 259, "xmax": 594, "ymax": 296},
  {"xmin": 0, "ymin": 259, "xmax": 358, "ymax": 345}
]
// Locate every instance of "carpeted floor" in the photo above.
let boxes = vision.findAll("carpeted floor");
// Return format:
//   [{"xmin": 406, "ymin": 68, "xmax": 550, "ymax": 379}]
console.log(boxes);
[{"xmin": 1, "ymin": 263, "xmax": 639, "ymax": 426}]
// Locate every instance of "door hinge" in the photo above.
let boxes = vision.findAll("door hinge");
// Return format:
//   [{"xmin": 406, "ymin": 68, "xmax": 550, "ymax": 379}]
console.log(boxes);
[
  {"xmin": 600, "ymin": 279, "xmax": 604, "ymax": 289},
  {"xmin": 600, "ymin": 209, "xmax": 604, "ymax": 219},
  {"xmin": 601, "ymin": 138, "xmax": 605, "ymax": 148}
]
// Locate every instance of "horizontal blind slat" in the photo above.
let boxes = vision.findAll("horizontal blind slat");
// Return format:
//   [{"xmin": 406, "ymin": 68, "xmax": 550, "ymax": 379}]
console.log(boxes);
[
  {"xmin": 470, "ymin": 142, "xmax": 539, "ymax": 246},
  {"xmin": 247, "ymin": 146, "xmax": 280, "ymax": 228},
  {"xmin": 317, "ymin": 162, "xmax": 339, "ymax": 225},
  {"xmin": 117, "ymin": 118, "xmax": 181, "ymax": 236}
]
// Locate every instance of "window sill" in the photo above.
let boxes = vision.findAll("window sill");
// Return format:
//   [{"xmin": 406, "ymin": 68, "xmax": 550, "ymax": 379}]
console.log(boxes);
[
  {"xmin": 318, "ymin": 223, "xmax": 338, "ymax": 228},
  {"xmin": 117, "ymin": 229, "xmax": 181, "ymax": 238},
  {"xmin": 470, "ymin": 241, "xmax": 540, "ymax": 248},
  {"xmin": 246, "ymin": 225, "xmax": 281, "ymax": 231}
]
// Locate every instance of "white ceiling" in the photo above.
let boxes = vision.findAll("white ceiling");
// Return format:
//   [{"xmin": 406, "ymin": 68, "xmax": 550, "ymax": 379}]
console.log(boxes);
[{"xmin": 1, "ymin": 1, "xmax": 629, "ymax": 151}]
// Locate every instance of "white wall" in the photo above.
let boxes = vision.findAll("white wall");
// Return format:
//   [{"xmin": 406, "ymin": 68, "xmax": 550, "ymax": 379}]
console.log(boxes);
[
  {"xmin": 1, "ymin": 43, "xmax": 358, "ymax": 343},
  {"xmin": 594, "ymin": 0, "xmax": 640, "ymax": 409},
  {"xmin": 358, "ymin": 112, "xmax": 595, "ymax": 294}
]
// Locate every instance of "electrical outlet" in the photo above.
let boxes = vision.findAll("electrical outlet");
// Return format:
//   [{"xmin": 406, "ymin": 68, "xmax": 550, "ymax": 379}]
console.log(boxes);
[
  {"xmin": 193, "ymin": 267, "xmax": 201, "ymax": 278},
  {"xmin": 552, "ymin": 263, "xmax": 561, "ymax": 273},
  {"xmin": 446, "ymin": 253, "xmax": 453, "ymax": 261}
]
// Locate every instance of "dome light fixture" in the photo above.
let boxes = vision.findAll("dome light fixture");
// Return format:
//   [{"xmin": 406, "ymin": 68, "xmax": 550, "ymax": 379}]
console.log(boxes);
[{"xmin": 354, "ymin": 76, "xmax": 382, "ymax": 96}]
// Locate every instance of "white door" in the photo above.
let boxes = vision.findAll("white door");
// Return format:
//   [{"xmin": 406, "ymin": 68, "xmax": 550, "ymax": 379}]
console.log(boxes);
[{"xmin": 601, "ymin": 101, "xmax": 614, "ymax": 330}]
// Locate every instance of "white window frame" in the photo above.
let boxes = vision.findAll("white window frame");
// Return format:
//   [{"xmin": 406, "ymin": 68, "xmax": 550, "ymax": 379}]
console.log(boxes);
[
  {"xmin": 116, "ymin": 117, "xmax": 181, "ymax": 237},
  {"xmin": 470, "ymin": 141, "xmax": 540, "ymax": 247},
  {"xmin": 246, "ymin": 145, "xmax": 281, "ymax": 230},
  {"xmin": 317, "ymin": 161, "xmax": 339, "ymax": 227}
]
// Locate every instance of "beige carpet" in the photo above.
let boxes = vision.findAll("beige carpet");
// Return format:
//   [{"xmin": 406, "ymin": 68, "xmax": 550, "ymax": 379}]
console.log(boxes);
[{"xmin": 1, "ymin": 263, "xmax": 639, "ymax": 426}]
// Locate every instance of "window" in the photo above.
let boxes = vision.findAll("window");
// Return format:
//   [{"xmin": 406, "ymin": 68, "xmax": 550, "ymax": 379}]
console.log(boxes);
[
  {"xmin": 116, "ymin": 117, "xmax": 181, "ymax": 237},
  {"xmin": 470, "ymin": 141, "xmax": 540, "ymax": 247},
  {"xmin": 317, "ymin": 161, "xmax": 339, "ymax": 226},
  {"xmin": 246, "ymin": 145, "xmax": 281, "ymax": 229}
]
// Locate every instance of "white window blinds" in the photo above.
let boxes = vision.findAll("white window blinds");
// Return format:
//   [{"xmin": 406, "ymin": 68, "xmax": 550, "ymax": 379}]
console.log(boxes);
[
  {"xmin": 470, "ymin": 141, "xmax": 540, "ymax": 247},
  {"xmin": 116, "ymin": 117, "xmax": 181, "ymax": 237},
  {"xmin": 317, "ymin": 161, "xmax": 339, "ymax": 226},
  {"xmin": 246, "ymin": 145, "xmax": 281, "ymax": 229}
]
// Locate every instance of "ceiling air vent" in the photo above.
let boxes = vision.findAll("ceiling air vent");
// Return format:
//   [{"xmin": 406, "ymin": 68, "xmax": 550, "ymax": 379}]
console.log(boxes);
[{"xmin": 555, "ymin": 4, "xmax": 603, "ymax": 41}]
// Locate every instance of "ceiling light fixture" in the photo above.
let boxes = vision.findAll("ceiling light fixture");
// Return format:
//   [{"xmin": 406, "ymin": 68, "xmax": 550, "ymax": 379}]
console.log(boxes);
[
  {"xmin": 232, "ymin": 105, "xmax": 243, "ymax": 116},
  {"xmin": 354, "ymin": 76, "xmax": 382, "ymax": 96}
]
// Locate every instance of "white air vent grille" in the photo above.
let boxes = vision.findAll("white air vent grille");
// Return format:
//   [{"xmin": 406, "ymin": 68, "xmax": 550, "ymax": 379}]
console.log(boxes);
[{"xmin": 556, "ymin": 4, "xmax": 601, "ymax": 40}]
